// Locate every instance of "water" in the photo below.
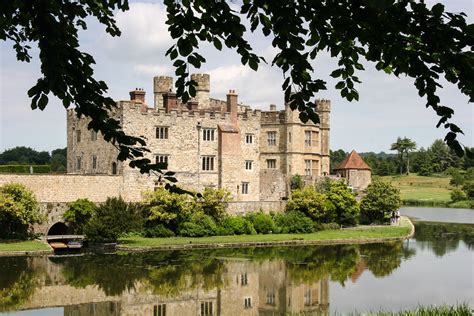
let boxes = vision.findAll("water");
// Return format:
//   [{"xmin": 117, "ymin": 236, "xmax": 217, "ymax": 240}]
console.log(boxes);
[{"xmin": 0, "ymin": 207, "xmax": 472, "ymax": 315}]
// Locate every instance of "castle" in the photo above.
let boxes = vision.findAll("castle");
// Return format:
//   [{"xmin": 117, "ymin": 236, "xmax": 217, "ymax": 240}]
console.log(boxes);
[{"xmin": 67, "ymin": 73, "xmax": 331, "ymax": 202}]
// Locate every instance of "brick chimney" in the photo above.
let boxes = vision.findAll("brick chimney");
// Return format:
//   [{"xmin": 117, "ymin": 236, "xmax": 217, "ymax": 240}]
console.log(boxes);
[
  {"xmin": 270, "ymin": 104, "xmax": 276, "ymax": 111},
  {"xmin": 226, "ymin": 90, "xmax": 238, "ymax": 125},
  {"xmin": 163, "ymin": 91, "xmax": 178, "ymax": 112},
  {"xmin": 187, "ymin": 98, "xmax": 199, "ymax": 111},
  {"xmin": 130, "ymin": 88, "xmax": 145, "ymax": 103}
]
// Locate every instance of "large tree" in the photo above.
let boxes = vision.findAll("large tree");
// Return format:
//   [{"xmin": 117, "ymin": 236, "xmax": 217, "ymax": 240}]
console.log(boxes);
[
  {"xmin": 391, "ymin": 137, "xmax": 417, "ymax": 175},
  {"xmin": 1, "ymin": 0, "xmax": 473, "ymax": 186}
]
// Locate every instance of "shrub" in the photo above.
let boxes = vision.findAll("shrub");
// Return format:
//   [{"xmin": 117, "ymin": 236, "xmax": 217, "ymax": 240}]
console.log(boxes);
[
  {"xmin": 360, "ymin": 178, "xmax": 401, "ymax": 224},
  {"xmin": 84, "ymin": 197, "xmax": 143, "ymax": 242},
  {"xmin": 218, "ymin": 216, "xmax": 256, "ymax": 235},
  {"xmin": 462, "ymin": 181, "xmax": 474, "ymax": 199},
  {"xmin": 287, "ymin": 186, "xmax": 334, "ymax": 223},
  {"xmin": 179, "ymin": 212, "xmax": 218, "ymax": 237},
  {"xmin": 143, "ymin": 224, "xmax": 175, "ymax": 238},
  {"xmin": 64, "ymin": 199, "xmax": 97, "ymax": 234},
  {"xmin": 290, "ymin": 174, "xmax": 304, "ymax": 190},
  {"xmin": 325, "ymin": 180, "xmax": 360, "ymax": 226},
  {"xmin": 450, "ymin": 188, "xmax": 467, "ymax": 203},
  {"xmin": 0, "ymin": 183, "xmax": 42, "ymax": 239},
  {"xmin": 197, "ymin": 188, "xmax": 232, "ymax": 222},
  {"xmin": 141, "ymin": 187, "xmax": 194, "ymax": 231},
  {"xmin": 0, "ymin": 165, "xmax": 51, "ymax": 174},
  {"xmin": 273, "ymin": 211, "xmax": 314, "ymax": 234},
  {"xmin": 245, "ymin": 212, "xmax": 275, "ymax": 234},
  {"xmin": 313, "ymin": 222, "xmax": 340, "ymax": 231},
  {"xmin": 314, "ymin": 177, "xmax": 333, "ymax": 193}
]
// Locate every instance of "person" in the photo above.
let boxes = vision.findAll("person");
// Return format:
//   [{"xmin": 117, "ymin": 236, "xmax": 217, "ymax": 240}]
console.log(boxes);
[{"xmin": 395, "ymin": 210, "xmax": 401, "ymax": 224}]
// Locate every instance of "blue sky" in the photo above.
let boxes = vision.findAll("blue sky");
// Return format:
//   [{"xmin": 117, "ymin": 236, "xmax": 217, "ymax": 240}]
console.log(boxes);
[{"xmin": 0, "ymin": 1, "xmax": 472, "ymax": 153}]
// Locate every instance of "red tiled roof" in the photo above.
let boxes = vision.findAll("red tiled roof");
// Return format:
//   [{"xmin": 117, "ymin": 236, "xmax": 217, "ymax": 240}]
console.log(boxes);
[{"xmin": 334, "ymin": 150, "xmax": 371, "ymax": 170}]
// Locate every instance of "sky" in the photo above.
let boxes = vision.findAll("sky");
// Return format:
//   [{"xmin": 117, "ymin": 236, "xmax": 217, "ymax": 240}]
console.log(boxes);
[{"xmin": 0, "ymin": 1, "xmax": 472, "ymax": 154}]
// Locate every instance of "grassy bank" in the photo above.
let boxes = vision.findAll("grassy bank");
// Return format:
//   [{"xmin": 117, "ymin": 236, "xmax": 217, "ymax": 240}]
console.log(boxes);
[
  {"xmin": 119, "ymin": 217, "xmax": 412, "ymax": 249},
  {"xmin": 0, "ymin": 240, "xmax": 50, "ymax": 252},
  {"xmin": 350, "ymin": 303, "xmax": 472, "ymax": 316}
]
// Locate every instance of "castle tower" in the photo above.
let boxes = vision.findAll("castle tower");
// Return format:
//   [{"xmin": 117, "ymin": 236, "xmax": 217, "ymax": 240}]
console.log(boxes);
[
  {"xmin": 153, "ymin": 76, "xmax": 173, "ymax": 109},
  {"xmin": 315, "ymin": 99, "xmax": 331, "ymax": 174},
  {"xmin": 191, "ymin": 73, "xmax": 210, "ymax": 109}
]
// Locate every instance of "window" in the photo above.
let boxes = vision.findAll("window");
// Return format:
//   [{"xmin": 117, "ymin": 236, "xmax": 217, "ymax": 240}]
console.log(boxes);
[
  {"xmin": 91, "ymin": 130, "xmax": 97, "ymax": 141},
  {"xmin": 154, "ymin": 304, "xmax": 166, "ymax": 316},
  {"xmin": 266, "ymin": 290, "xmax": 275, "ymax": 305},
  {"xmin": 202, "ymin": 156, "xmax": 215, "ymax": 171},
  {"xmin": 76, "ymin": 130, "xmax": 81, "ymax": 143},
  {"xmin": 304, "ymin": 160, "xmax": 312, "ymax": 176},
  {"xmin": 267, "ymin": 131, "xmax": 276, "ymax": 146},
  {"xmin": 200, "ymin": 301, "xmax": 213, "ymax": 316},
  {"xmin": 92, "ymin": 155, "xmax": 97, "ymax": 169},
  {"xmin": 245, "ymin": 134, "xmax": 253, "ymax": 144},
  {"xmin": 241, "ymin": 273, "xmax": 248, "ymax": 285},
  {"xmin": 156, "ymin": 127, "xmax": 169, "ymax": 139},
  {"xmin": 245, "ymin": 160, "xmax": 253, "ymax": 170},
  {"xmin": 76, "ymin": 157, "xmax": 82, "ymax": 170},
  {"xmin": 155, "ymin": 155, "xmax": 169, "ymax": 169},
  {"xmin": 241, "ymin": 182, "xmax": 249, "ymax": 194},
  {"xmin": 304, "ymin": 289, "xmax": 312, "ymax": 306},
  {"xmin": 244, "ymin": 297, "xmax": 252, "ymax": 309},
  {"xmin": 203, "ymin": 128, "xmax": 215, "ymax": 141},
  {"xmin": 305, "ymin": 131, "xmax": 312, "ymax": 147},
  {"xmin": 266, "ymin": 159, "xmax": 276, "ymax": 169},
  {"xmin": 312, "ymin": 159, "xmax": 319, "ymax": 176},
  {"xmin": 112, "ymin": 162, "xmax": 117, "ymax": 175},
  {"xmin": 288, "ymin": 132, "xmax": 292, "ymax": 143}
]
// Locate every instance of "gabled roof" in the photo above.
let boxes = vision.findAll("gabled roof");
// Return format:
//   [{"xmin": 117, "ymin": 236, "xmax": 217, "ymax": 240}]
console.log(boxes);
[{"xmin": 334, "ymin": 150, "xmax": 371, "ymax": 170}]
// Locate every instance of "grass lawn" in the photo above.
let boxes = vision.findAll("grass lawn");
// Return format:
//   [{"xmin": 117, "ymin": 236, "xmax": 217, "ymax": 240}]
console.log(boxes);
[
  {"xmin": 119, "ymin": 217, "xmax": 412, "ymax": 248},
  {"xmin": 0, "ymin": 240, "xmax": 50, "ymax": 252},
  {"xmin": 381, "ymin": 174, "xmax": 452, "ymax": 203}
]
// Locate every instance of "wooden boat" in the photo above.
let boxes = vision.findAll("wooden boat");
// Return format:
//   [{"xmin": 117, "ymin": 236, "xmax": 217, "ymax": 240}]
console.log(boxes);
[
  {"xmin": 67, "ymin": 241, "xmax": 83, "ymax": 249},
  {"xmin": 49, "ymin": 242, "xmax": 68, "ymax": 249}
]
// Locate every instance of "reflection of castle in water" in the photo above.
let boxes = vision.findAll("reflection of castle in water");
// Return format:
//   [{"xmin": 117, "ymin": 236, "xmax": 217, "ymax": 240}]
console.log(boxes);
[{"xmin": 20, "ymin": 257, "xmax": 329, "ymax": 316}]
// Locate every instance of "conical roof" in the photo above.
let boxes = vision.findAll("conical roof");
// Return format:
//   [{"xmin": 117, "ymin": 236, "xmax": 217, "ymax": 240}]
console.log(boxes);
[{"xmin": 334, "ymin": 150, "xmax": 371, "ymax": 170}]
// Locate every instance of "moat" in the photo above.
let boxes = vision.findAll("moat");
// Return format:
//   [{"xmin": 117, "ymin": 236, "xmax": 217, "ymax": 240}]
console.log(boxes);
[{"xmin": 0, "ymin": 207, "xmax": 472, "ymax": 315}]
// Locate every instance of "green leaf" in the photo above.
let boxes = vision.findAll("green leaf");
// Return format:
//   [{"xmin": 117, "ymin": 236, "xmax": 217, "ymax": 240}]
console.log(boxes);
[
  {"xmin": 38, "ymin": 94, "xmax": 49, "ymax": 110},
  {"xmin": 213, "ymin": 38, "xmax": 222, "ymax": 50}
]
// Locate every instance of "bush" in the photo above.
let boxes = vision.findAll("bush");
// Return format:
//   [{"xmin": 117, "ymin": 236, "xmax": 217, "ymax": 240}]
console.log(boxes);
[
  {"xmin": 143, "ymin": 224, "xmax": 175, "ymax": 238},
  {"xmin": 313, "ymin": 222, "xmax": 340, "ymax": 231},
  {"xmin": 360, "ymin": 178, "xmax": 401, "ymax": 224},
  {"xmin": 325, "ymin": 180, "xmax": 360, "ymax": 226},
  {"xmin": 64, "ymin": 199, "xmax": 97, "ymax": 234},
  {"xmin": 141, "ymin": 187, "xmax": 194, "ymax": 231},
  {"xmin": 179, "ymin": 212, "xmax": 218, "ymax": 237},
  {"xmin": 273, "ymin": 211, "xmax": 314, "ymax": 234},
  {"xmin": 84, "ymin": 197, "xmax": 143, "ymax": 242},
  {"xmin": 290, "ymin": 174, "xmax": 304, "ymax": 190},
  {"xmin": 0, "ymin": 165, "xmax": 50, "ymax": 173},
  {"xmin": 462, "ymin": 181, "xmax": 474, "ymax": 199},
  {"xmin": 197, "ymin": 188, "xmax": 232, "ymax": 222},
  {"xmin": 0, "ymin": 183, "xmax": 42, "ymax": 239},
  {"xmin": 245, "ymin": 212, "xmax": 275, "ymax": 234},
  {"xmin": 450, "ymin": 188, "xmax": 467, "ymax": 203},
  {"xmin": 218, "ymin": 216, "xmax": 256, "ymax": 235},
  {"xmin": 287, "ymin": 186, "xmax": 334, "ymax": 223}
]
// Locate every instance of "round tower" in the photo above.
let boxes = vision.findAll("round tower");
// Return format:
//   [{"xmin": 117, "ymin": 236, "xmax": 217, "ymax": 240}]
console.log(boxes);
[
  {"xmin": 153, "ymin": 76, "xmax": 173, "ymax": 108},
  {"xmin": 191, "ymin": 73, "xmax": 210, "ymax": 108}
]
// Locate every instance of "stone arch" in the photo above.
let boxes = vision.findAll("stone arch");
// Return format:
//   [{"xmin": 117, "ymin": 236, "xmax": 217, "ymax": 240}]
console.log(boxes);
[{"xmin": 47, "ymin": 222, "xmax": 69, "ymax": 236}]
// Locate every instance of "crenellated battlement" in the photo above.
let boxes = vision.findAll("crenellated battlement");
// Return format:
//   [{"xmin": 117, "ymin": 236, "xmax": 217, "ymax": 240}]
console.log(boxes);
[{"xmin": 315, "ymin": 98, "xmax": 331, "ymax": 112}]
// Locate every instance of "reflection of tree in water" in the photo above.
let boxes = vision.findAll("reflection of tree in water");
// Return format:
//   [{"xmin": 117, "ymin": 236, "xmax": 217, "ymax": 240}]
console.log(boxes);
[
  {"xmin": 0, "ymin": 257, "xmax": 41, "ymax": 312},
  {"xmin": 359, "ymin": 242, "xmax": 415, "ymax": 277},
  {"xmin": 414, "ymin": 221, "xmax": 474, "ymax": 257}
]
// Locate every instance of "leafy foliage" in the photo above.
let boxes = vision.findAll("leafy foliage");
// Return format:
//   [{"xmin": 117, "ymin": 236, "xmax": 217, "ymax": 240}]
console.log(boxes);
[
  {"xmin": 450, "ymin": 189, "xmax": 467, "ymax": 203},
  {"xmin": 0, "ymin": 147, "xmax": 50, "ymax": 165},
  {"xmin": 218, "ymin": 216, "xmax": 256, "ymax": 235},
  {"xmin": 360, "ymin": 178, "xmax": 401, "ymax": 224},
  {"xmin": 84, "ymin": 197, "xmax": 143, "ymax": 242},
  {"xmin": 179, "ymin": 212, "xmax": 218, "ymax": 237},
  {"xmin": 245, "ymin": 212, "xmax": 276, "ymax": 234},
  {"xmin": 391, "ymin": 137, "xmax": 417, "ymax": 175},
  {"xmin": 0, "ymin": 183, "xmax": 42, "ymax": 239},
  {"xmin": 273, "ymin": 211, "xmax": 314, "ymax": 234},
  {"xmin": 325, "ymin": 180, "xmax": 360, "ymax": 226},
  {"xmin": 0, "ymin": 165, "xmax": 50, "ymax": 174},
  {"xmin": 197, "ymin": 188, "xmax": 232, "ymax": 222},
  {"xmin": 290, "ymin": 174, "xmax": 304, "ymax": 190},
  {"xmin": 287, "ymin": 186, "xmax": 334, "ymax": 223},
  {"xmin": 64, "ymin": 199, "xmax": 97, "ymax": 234}
]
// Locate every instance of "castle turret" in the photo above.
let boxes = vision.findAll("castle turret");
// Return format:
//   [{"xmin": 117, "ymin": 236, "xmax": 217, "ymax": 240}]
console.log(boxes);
[
  {"xmin": 315, "ymin": 99, "xmax": 331, "ymax": 174},
  {"xmin": 226, "ymin": 90, "xmax": 238, "ymax": 125},
  {"xmin": 153, "ymin": 76, "xmax": 173, "ymax": 109},
  {"xmin": 191, "ymin": 73, "xmax": 210, "ymax": 109}
]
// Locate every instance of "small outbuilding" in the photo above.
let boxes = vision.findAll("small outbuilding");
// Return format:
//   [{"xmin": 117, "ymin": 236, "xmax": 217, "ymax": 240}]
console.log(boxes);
[{"xmin": 334, "ymin": 150, "xmax": 372, "ymax": 191}]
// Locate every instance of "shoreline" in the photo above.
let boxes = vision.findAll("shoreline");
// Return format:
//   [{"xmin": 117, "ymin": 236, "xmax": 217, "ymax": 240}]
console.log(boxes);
[{"xmin": 0, "ymin": 217, "xmax": 415, "ymax": 256}]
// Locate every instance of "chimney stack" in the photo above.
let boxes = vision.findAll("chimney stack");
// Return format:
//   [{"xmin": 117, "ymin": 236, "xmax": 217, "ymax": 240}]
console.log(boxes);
[
  {"xmin": 130, "ymin": 88, "xmax": 146, "ymax": 103},
  {"xmin": 270, "ymin": 104, "xmax": 276, "ymax": 111},
  {"xmin": 226, "ymin": 89, "xmax": 238, "ymax": 125},
  {"xmin": 163, "ymin": 91, "xmax": 178, "ymax": 112},
  {"xmin": 187, "ymin": 98, "xmax": 199, "ymax": 111}
]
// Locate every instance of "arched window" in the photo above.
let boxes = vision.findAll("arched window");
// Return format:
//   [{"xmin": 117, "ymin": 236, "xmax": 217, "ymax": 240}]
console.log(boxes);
[{"xmin": 112, "ymin": 162, "xmax": 117, "ymax": 175}]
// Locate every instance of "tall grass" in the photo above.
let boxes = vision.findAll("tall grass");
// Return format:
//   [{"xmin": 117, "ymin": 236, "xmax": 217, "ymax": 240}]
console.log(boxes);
[{"xmin": 343, "ymin": 303, "xmax": 472, "ymax": 316}]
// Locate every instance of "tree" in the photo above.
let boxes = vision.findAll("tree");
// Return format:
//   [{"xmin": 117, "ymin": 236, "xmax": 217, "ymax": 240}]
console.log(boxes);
[
  {"xmin": 287, "ymin": 186, "xmax": 334, "ymax": 223},
  {"xmin": 360, "ymin": 178, "xmax": 401, "ymax": 224},
  {"xmin": 391, "ymin": 137, "xmax": 416, "ymax": 175},
  {"xmin": 0, "ymin": 183, "xmax": 42, "ymax": 239},
  {"xmin": 0, "ymin": 147, "xmax": 50, "ymax": 165},
  {"xmin": 63, "ymin": 199, "xmax": 97, "ymax": 234},
  {"xmin": 1, "ymin": 1, "xmax": 473, "ymax": 183},
  {"xmin": 325, "ymin": 180, "xmax": 360, "ymax": 226},
  {"xmin": 50, "ymin": 148, "xmax": 67, "ymax": 172}
]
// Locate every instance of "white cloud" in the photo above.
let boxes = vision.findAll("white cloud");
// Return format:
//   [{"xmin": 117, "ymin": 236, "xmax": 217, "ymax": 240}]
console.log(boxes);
[{"xmin": 133, "ymin": 64, "xmax": 171, "ymax": 77}]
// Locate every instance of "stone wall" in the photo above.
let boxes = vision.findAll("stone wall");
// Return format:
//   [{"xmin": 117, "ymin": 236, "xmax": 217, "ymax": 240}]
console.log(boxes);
[
  {"xmin": 0, "ymin": 174, "xmax": 122, "ymax": 203},
  {"xmin": 226, "ymin": 200, "xmax": 287, "ymax": 215},
  {"xmin": 348, "ymin": 169, "xmax": 371, "ymax": 191}
]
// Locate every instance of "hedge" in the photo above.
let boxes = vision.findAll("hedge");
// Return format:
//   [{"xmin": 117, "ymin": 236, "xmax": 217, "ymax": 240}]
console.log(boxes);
[{"xmin": 0, "ymin": 165, "xmax": 51, "ymax": 174}]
